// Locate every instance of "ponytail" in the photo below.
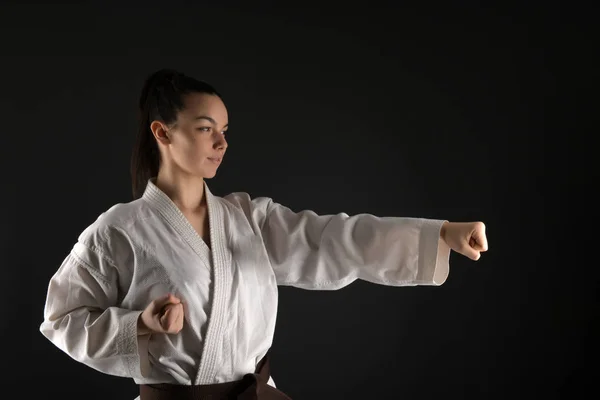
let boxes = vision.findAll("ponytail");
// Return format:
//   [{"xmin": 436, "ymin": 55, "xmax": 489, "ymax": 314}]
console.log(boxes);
[{"xmin": 130, "ymin": 69, "xmax": 222, "ymax": 199}]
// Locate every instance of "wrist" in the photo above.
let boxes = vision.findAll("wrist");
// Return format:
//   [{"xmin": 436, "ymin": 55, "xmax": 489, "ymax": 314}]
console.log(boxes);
[
  {"xmin": 137, "ymin": 313, "xmax": 151, "ymax": 336},
  {"xmin": 440, "ymin": 221, "xmax": 449, "ymax": 240}
]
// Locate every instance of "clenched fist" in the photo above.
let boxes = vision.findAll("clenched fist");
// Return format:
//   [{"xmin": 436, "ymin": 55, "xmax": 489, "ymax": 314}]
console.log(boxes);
[
  {"xmin": 138, "ymin": 293, "xmax": 185, "ymax": 335},
  {"xmin": 441, "ymin": 221, "xmax": 489, "ymax": 261}
]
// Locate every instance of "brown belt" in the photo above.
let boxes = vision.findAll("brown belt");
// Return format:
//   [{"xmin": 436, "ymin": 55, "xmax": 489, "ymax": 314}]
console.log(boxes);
[{"xmin": 139, "ymin": 351, "xmax": 292, "ymax": 400}]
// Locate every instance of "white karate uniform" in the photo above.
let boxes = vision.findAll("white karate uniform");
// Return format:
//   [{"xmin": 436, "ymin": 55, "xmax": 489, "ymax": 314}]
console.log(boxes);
[{"xmin": 39, "ymin": 178, "xmax": 451, "ymax": 398}]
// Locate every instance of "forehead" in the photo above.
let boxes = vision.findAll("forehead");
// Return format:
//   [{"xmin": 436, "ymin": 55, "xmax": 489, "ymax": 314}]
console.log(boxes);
[{"xmin": 180, "ymin": 92, "xmax": 228, "ymax": 122}]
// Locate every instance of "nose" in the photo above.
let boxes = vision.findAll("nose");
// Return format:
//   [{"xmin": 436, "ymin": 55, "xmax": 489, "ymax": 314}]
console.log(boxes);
[{"xmin": 214, "ymin": 133, "xmax": 228, "ymax": 152}]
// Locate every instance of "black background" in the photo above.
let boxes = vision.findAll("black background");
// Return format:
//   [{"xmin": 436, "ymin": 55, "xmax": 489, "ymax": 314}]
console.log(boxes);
[{"xmin": 1, "ymin": 1, "xmax": 592, "ymax": 399}]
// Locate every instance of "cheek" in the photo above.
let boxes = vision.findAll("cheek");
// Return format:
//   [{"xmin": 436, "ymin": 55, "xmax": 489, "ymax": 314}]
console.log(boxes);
[{"xmin": 176, "ymin": 136, "xmax": 208, "ymax": 163}]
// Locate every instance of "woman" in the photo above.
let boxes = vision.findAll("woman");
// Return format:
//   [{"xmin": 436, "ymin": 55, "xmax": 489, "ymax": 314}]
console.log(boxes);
[{"xmin": 39, "ymin": 69, "xmax": 488, "ymax": 399}]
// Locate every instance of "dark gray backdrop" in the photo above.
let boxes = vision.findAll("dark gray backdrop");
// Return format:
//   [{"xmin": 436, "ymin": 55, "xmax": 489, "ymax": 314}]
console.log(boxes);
[{"xmin": 1, "ymin": 2, "xmax": 590, "ymax": 399}]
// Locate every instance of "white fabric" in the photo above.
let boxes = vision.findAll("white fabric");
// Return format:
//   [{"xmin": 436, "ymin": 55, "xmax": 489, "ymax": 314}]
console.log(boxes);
[{"xmin": 40, "ymin": 178, "xmax": 451, "ymax": 394}]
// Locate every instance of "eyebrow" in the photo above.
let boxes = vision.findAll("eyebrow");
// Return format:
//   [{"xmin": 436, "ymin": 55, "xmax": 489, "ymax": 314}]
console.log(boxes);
[{"xmin": 194, "ymin": 116, "xmax": 228, "ymax": 128}]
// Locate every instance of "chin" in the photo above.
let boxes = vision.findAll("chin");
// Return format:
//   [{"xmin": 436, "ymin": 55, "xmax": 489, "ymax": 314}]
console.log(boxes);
[{"xmin": 202, "ymin": 170, "xmax": 218, "ymax": 179}]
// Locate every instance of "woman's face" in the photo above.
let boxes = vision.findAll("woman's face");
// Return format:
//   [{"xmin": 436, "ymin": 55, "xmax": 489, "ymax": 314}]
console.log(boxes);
[{"xmin": 160, "ymin": 92, "xmax": 229, "ymax": 179}]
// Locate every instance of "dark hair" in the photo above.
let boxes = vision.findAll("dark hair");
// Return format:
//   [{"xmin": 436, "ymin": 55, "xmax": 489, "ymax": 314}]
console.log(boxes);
[{"xmin": 130, "ymin": 68, "xmax": 222, "ymax": 199}]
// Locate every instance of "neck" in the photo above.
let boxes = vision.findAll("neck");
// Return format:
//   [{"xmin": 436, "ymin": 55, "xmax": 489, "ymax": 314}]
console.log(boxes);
[{"xmin": 155, "ymin": 166, "xmax": 206, "ymax": 213}]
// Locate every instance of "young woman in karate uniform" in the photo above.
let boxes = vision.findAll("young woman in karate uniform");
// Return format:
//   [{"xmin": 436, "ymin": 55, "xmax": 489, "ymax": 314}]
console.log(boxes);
[{"xmin": 40, "ymin": 69, "xmax": 489, "ymax": 399}]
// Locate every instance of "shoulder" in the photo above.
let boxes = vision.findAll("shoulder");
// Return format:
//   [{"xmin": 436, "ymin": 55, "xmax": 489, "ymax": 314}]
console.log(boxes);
[
  {"xmin": 77, "ymin": 197, "xmax": 151, "ymax": 254},
  {"xmin": 221, "ymin": 191, "xmax": 273, "ymax": 211},
  {"xmin": 211, "ymin": 191, "xmax": 275, "ymax": 229}
]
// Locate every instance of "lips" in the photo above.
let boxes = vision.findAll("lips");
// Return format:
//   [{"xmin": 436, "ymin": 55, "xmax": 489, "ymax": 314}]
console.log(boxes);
[{"xmin": 208, "ymin": 157, "xmax": 222, "ymax": 163}]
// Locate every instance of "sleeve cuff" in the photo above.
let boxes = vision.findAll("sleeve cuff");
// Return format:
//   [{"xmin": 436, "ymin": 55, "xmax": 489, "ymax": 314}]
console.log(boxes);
[
  {"xmin": 417, "ymin": 219, "xmax": 451, "ymax": 285},
  {"xmin": 117, "ymin": 310, "xmax": 152, "ymax": 379}
]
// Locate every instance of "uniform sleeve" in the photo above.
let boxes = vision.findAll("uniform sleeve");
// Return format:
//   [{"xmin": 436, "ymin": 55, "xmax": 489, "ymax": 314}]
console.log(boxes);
[
  {"xmin": 251, "ymin": 197, "xmax": 451, "ymax": 290},
  {"xmin": 39, "ymin": 230, "xmax": 151, "ymax": 379}
]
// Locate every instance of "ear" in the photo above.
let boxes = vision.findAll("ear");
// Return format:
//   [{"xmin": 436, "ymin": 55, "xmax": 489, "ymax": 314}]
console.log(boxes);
[{"xmin": 150, "ymin": 120, "xmax": 171, "ymax": 144}]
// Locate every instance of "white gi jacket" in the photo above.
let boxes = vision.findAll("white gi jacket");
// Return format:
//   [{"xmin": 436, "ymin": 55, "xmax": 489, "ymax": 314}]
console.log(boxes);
[{"xmin": 39, "ymin": 178, "xmax": 451, "ymax": 395}]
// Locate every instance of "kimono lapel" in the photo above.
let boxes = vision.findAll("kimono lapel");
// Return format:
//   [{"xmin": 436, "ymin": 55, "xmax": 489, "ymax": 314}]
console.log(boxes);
[
  {"xmin": 142, "ymin": 178, "xmax": 232, "ymax": 384},
  {"xmin": 195, "ymin": 181, "xmax": 232, "ymax": 384},
  {"xmin": 142, "ymin": 178, "xmax": 210, "ymax": 258}
]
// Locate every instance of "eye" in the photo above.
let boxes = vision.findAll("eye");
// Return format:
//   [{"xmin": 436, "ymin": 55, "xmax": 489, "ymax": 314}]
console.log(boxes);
[{"xmin": 197, "ymin": 127, "xmax": 211, "ymax": 132}]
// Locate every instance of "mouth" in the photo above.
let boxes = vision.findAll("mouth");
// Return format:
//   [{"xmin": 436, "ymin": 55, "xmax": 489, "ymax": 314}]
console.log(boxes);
[{"xmin": 208, "ymin": 157, "xmax": 222, "ymax": 164}]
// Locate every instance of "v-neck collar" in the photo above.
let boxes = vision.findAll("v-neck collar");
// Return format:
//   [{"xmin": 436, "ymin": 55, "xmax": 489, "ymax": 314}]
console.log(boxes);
[
  {"xmin": 141, "ymin": 177, "xmax": 232, "ymax": 384},
  {"xmin": 142, "ymin": 177, "xmax": 211, "ymax": 255}
]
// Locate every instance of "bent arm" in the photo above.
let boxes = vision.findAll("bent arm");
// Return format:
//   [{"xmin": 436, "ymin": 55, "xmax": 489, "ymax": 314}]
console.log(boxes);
[{"xmin": 40, "ymin": 241, "xmax": 151, "ymax": 378}]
